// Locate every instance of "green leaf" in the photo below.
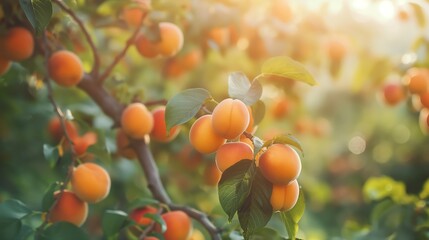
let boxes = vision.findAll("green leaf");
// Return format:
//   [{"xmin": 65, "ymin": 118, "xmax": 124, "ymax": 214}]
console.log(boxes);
[
  {"xmin": 165, "ymin": 88, "xmax": 211, "ymax": 131},
  {"xmin": 419, "ymin": 179, "xmax": 429, "ymax": 199},
  {"xmin": 0, "ymin": 218, "xmax": 22, "ymax": 240},
  {"xmin": 43, "ymin": 144, "xmax": 59, "ymax": 166},
  {"xmin": 41, "ymin": 182, "xmax": 60, "ymax": 212},
  {"xmin": 36, "ymin": 222, "xmax": 89, "ymax": 240},
  {"xmin": 144, "ymin": 213, "xmax": 166, "ymax": 233},
  {"xmin": 251, "ymin": 100, "xmax": 265, "ymax": 125},
  {"xmin": 228, "ymin": 72, "xmax": 263, "ymax": 105},
  {"xmin": 370, "ymin": 199, "xmax": 395, "ymax": 228},
  {"xmin": 0, "ymin": 199, "xmax": 32, "ymax": 220},
  {"xmin": 102, "ymin": 210, "xmax": 130, "ymax": 236},
  {"xmin": 252, "ymin": 136, "xmax": 264, "ymax": 157},
  {"xmin": 54, "ymin": 152, "xmax": 72, "ymax": 180},
  {"xmin": 15, "ymin": 224, "xmax": 33, "ymax": 240},
  {"xmin": 288, "ymin": 189, "xmax": 305, "ymax": 223},
  {"xmin": 19, "ymin": 0, "xmax": 53, "ymax": 35},
  {"xmin": 218, "ymin": 160, "xmax": 255, "ymax": 221},
  {"xmin": 260, "ymin": 56, "xmax": 316, "ymax": 86},
  {"xmin": 280, "ymin": 212, "xmax": 298, "ymax": 240},
  {"xmin": 250, "ymin": 227, "xmax": 283, "ymax": 240},
  {"xmin": 409, "ymin": 2, "xmax": 425, "ymax": 28},
  {"xmin": 128, "ymin": 198, "xmax": 159, "ymax": 211},
  {"xmin": 263, "ymin": 134, "xmax": 303, "ymax": 155},
  {"xmin": 238, "ymin": 169, "xmax": 273, "ymax": 238}
]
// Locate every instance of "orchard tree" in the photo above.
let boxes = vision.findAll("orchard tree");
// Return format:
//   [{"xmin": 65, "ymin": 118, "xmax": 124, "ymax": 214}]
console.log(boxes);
[{"xmin": 0, "ymin": 0, "xmax": 317, "ymax": 239}]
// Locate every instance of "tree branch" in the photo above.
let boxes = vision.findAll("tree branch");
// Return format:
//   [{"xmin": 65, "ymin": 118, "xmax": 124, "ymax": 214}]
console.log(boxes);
[{"xmin": 52, "ymin": 0, "xmax": 100, "ymax": 77}]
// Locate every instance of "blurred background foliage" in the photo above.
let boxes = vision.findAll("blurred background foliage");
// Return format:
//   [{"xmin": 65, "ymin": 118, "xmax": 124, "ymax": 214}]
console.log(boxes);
[{"xmin": 1, "ymin": 0, "xmax": 429, "ymax": 239}]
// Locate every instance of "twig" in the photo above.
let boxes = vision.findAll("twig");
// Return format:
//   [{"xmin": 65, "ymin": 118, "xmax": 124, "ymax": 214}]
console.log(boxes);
[
  {"xmin": 97, "ymin": 13, "xmax": 146, "ymax": 84},
  {"xmin": 52, "ymin": 0, "xmax": 100, "ymax": 77}
]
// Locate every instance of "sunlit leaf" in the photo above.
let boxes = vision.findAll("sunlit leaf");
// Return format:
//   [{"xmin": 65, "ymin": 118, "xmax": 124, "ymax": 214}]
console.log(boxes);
[
  {"xmin": 409, "ymin": 2, "xmax": 425, "ymax": 28},
  {"xmin": 419, "ymin": 179, "xmax": 429, "ymax": 199},
  {"xmin": 288, "ymin": 189, "xmax": 305, "ymax": 223},
  {"xmin": 165, "ymin": 88, "xmax": 211, "ymax": 131},
  {"xmin": 251, "ymin": 100, "xmax": 266, "ymax": 125},
  {"xmin": 263, "ymin": 134, "xmax": 303, "ymax": 155},
  {"xmin": 260, "ymin": 56, "xmax": 316, "ymax": 86},
  {"xmin": 228, "ymin": 72, "xmax": 263, "ymax": 105},
  {"xmin": 280, "ymin": 212, "xmax": 298, "ymax": 240}
]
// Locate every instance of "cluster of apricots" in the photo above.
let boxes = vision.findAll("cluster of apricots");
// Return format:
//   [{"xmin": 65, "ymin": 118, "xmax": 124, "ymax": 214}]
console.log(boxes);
[
  {"xmin": 47, "ymin": 117, "xmax": 111, "ymax": 226},
  {"xmin": 129, "ymin": 206, "xmax": 193, "ymax": 240},
  {"xmin": 0, "ymin": 27, "xmax": 34, "ymax": 76},
  {"xmin": 382, "ymin": 68, "xmax": 429, "ymax": 130},
  {"xmin": 188, "ymin": 98, "xmax": 301, "ymax": 211},
  {"xmin": 118, "ymin": 104, "xmax": 181, "ymax": 158}
]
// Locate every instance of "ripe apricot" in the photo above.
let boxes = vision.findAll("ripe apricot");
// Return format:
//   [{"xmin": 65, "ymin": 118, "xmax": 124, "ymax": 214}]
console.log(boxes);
[
  {"xmin": 270, "ymin": 180, "xmax": 299, "ymax": 211},
  {"xmin": 383, "ymin": 83, "xmax": 405, "ymax": 106},
  {"xmin": 405, "ymin": 68, "xmax": 429, "ymax": 94},
  {"xmin": 49, "ymin": 190, "xmax": 88, "ymax": 226},
  {"xmin": 212, "ymin": 98, "xmax": 250, "ymax": 139},
  {"xmin": 204, "ymin": 162, "xmax": 222, "ymax": 187},
  {"xmin": 156, "ymin": 22, "xmax": 184, "ymax": 57},
  {"xmin": 135, "ymin": 34, "xmax": 159, "ymax": 58},
  {"xmin": 116, "ymin": 129, "xmax": 136, "ymax": 159},
  {"xmin": 0, "ymin": 27, "xmax": 34, "ymax": 61},
  {"xmin": 48, "ymin": 116, "xmax": 79, "ymax": 142},
  {"xmin": 150, "ymin": 106, "xmax": 181, "ymax": 142},
  {"xmin": 240, "ymin": 134, "xmax": 254, "ymax": 150},
  {"xmin": 271, "ymin": 98, "xmax": 290, "ymax": 119},
  {"xmin": 189, "ymin": 115, "xmax": 226, "ymax": 154},
  {"xmin": 259, "ymin": 144, "xmax": 301, "ymax": 185},
  {"xmin": 427, "ymin": 114, "xmax": 429, "ymax": 127},
  {"xmin": 215, "ymin": 142, "xmax": 253, "ymax": 172},
  {"xmin": 207, "ymin": 27, "xmax": 229, "ymax": 47},
  {"xmin": 130, "ymin": 206, "xmax": 158, "ymax": 225},
  {"xmin": 245, "ymin": 107, "xmax": 255, "ymax": 133},
  {"xmin": 72, "ymin": 132, "xmax": 97, "ymax": 156},
  {"xmin": 0, "ymin": 57, "xmax": 11, "ymax": 76},
  {"xmin": 48, "ymin": 50, "xmax": 84, "ymax": 87},
  {"xmin": 420, "ymin": 92, "xmax": 429, "ymax": 109},
  {"xmin": 121, "ymin": 0, "xmax": 151, "ymax": 27},
  {"xmin": 180, "ymin": 49, "xmax": 202, "ymax": 70},
  {"xmin": 71, "ymin": 162, "xmax": 111, "ymax": 203},
  {"xmin": 121, "ymin": 103, "xmax": 154, "ymax": 139},
  {"xmin": 164, "ymin": 59, "xmax": 185, "ymax": 78},
  {"xmin": 160, "ymin": 211, "xmax": 192, "ymax": 240}
]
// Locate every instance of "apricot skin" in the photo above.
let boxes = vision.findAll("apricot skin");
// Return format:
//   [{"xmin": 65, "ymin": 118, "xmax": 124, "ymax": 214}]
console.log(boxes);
[
  {"xmin": 156, "ymin": 22, "xmax": 184, "ymax": 57},
  {"xmin": 72, "ymin": 132, "xmax": 97, "ymax": 156},
  {"xmin": 48, "ymin": 117, "xmax": 79, "ymax": 142},
  {"xmin": 160, "ymin": 211, "xmax": 192, "ymax": 240},
  {"xmin": 71, "ymin": 162, "xmax": 111, "ymax": 203},
  {"xmin": 420, "ymin": 92, "xmax": 429, "ymax": 109},
  {"xmin": 135, "ymin": 34, "xmax": 159, "ymax": 58},
  {"xmin": 0, "ymin": 27, "xmax": 34, "ymax": 61},
  {"xmin": 270, "ymin": 180, "xmax": 299, "ymax": 212},
  {"xmin": 427, "ymin": 114, "xmax": 429, "ymax": 127},
  {"xmin": 212, "ymin": 98, "xmax": 250, "ymax": 140},
  {"xmin": 121, "ymin": 103, "xmax": 154, "ymax": 139},
  {"xmin": 49, "ymin": 190, "xmax": 88, "ymax": 226},
  {"xmin": 383, "ymin": 84, "xmax": 405, "ymax": 106},
  {"xmin": 189, "ymin": 115, "xmax": 226, "ymax": 154},
  {"xmin": 406, "ymin": 68, "xmax": 429, "ymax": 94},
  {"xmin": 204, "ymin": 163, "xmax": 222, "ymax": 187},
  {"xmin": 259, "ymin": 144, "xmax": 301, "ymax": 185},
  {"xmin": 150, "ymin": 106, "xmax": 180, "ymax": 142},
  {"xmin": 215, "ymin": 142, "xmax": 253, "ymax": 172},
  {"xmin": 48, "ymin": 50, "xmax": 84, "ymax": 87}
]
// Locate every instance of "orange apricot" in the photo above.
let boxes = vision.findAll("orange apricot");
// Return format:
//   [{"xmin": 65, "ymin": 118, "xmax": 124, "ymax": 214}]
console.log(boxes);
[
  {"xmin": 245, "ymin": 106, "xmax": 255, "ymax": 133},
  {"xmin": 121, "ymin": 0, "xmax": 151, "ymax": 27},
  {"xmin": 215, "ymin": 142, "xmax": 253, "ymax": 172},
  {"xmin": 164, "ymin": 59, "xmax": 185, "ymax": 78},
  {"xmin": 258, "ymin": 144, "xmax": 301, "ymax": 185},
  {"xmin": 189, "ymin": 115, "xmax": 226, "ymax": 154},
  {"xmin": 0, "ymin": 57, "xmax": 11, "ymax": 75},
  {"xmin": 48, "ymin": 50, "xmax": 84, "ymax": 87},
  {"xmin": 178, "ymin": 145, "xmax": 203, "ymax": 170},
  {"xmin": 240, "ymin": 134, "xmax": 254, "ymax": 150},
  {"xmin": 383, "ymin": 83, "xmax": 405, "ymax": 106},
  {"xmin": 270, "ymin": 180, "xmax": 299, "ymax": 211},
  {"xmin": 48, "ymin": 116, "xmax": 79, "ymax": 142},
  {"xmin": 212, "ymin": 98, "xmax": 250, "ymax": 139},
  {"xmin": 156, "ymin": 22, "xmax": 184, "ymax": 57},
  {"xmin": 130, "ymin": 206, "xmax": 158, "ymax": 225},
  {"xmin": 326, "ymin": 36, "xmax": 347, "ymax": 61},
  {"xmin": 271, "ymin": 98, "xmax": 290, "ymax": 119},
  {"xmin": 204, "ymin": 163, "xmax": 222, "ymax": 187},
  {"xmin": 135, "ymin": 34, "xmax": 159, "ymax": 58},
  {"xmin": 180, "ymin": 49, "xmax": 202, "ymax": 70},
  {"xmin": 405, "ymin": 68, "xmax": 429, "ymax": 94},
  {"xmin": 116, "ymin": 129, "xmax": 136, "ymax": 159},
  {"xmin": 427, "ymin": 113, "xmax": 429, "ymax": 128},
  {"xmin": 71, "ymin": 162, "xmax": 111, "ymax": 203},
  {"xmin": 72, "ymin": 132, "xmax": 97, "ymax": 156},
  {"xmin": 151, "ymin": 106, "xmax": 181, "ymax": 142},
  {"xmin": 420, "ymin": 92, "xmax": 429, "ymax": 109},
  {"xmin": 121, "ymin": 103, "xmax": 154, "ymax": 139},
  {"xmin": 49, "ymin": 190, "xmax": 88, "ymax": 226},
  {"xmin": 0, "ymin": 27, "xmax": 34, "ymax": 61},
  {"xmin": 207, "ymin": 27, "xmax": 229, "ymax": 47},
  {"xmin": 189, "ymin": 229, "xmax": 205, "ymax": 240},
  {"xmin": 159, "ymin": 211, "xmax": 192, "ymax": 240}
]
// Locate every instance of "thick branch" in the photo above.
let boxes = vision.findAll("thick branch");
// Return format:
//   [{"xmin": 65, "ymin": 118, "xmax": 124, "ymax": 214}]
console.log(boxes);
[{"xmin": 52, "ymin": 0, "xmax": 100, "ymax": 76}]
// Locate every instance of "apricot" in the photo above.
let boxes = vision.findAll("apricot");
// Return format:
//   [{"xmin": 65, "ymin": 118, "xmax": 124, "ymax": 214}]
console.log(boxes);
[
  {"xmin": 270, "ymin": 180, "xmax": 299, "ymax": 212},
  {"xmin": 204, "ymin": 162, "xmax": 222, "ymax": 187},
  {"xmin": 130, "ymin": 206, "xmax": 158, "ymax": 225},
  {"xmin": 180, "ymin": 49, "xmax": 202, "ymax": 70},
  {"xmin": 383, "ymin": 83, "xmax": 405, "ymax": 106},
  {"xmin": 121, "ymin": 103, "xmax": 154, "ymax": 139},
  {"xmin": 0, "ymin": 57, "xmax": 11, "ymax": 76},
  {"xmin": 212, "ymin": 98, "xmax": 250, "ymax": 139},
  {"xmin": 271, "ymin": 0, "xmax": 293, "ymax": 23},
  {"xmin": 427, "ymin": 114, "xmax": 429, "ymax": 127},
  {"xmin": 164, "ymin": 59, "xmax": 185, "ymax": 78},
  {"xmin": 178, "ymin": 145, "xmax": 203, "ymax": 170},
  {"xmin": 121, "ymin": 0, "xmax": 151, "ymax": 27},
  {"xmin": 71, "ymin": 162, "xmax": 111, "ymax": 203},
  {"xmin": 160, "ymin": 211, "xmax": 192, "ymax": 240},
  {"xmin": 240, "ymin": 134, "xmax": 254, "ymax": 150},
  {"xmin": 150, "ymin": 106, "xmax": 180, "ymax": 142},
  {"xmin": 326, "ymin": 36, "xmax": 347, "ymax": 61},
  {"xmin": 0, "ymin": 27, "xmax": 34, "ymax": 61},
  {"xmin": 48, "ymin": 116, "xmax": 79, "ymax": 142},
  {"xmin": 207, "ymin": 27, "xmax": 229, "ymax": 47},
  {"xmin": 189, "ymin": 229, "xmax": 205, "ymax": 240},
  {"xmin": 271, "ymin": 98, "xmax": 290, "ymax": 119},
  {"xmin": 215, "ymin": 142, "xmax": 253, "ymax": 172},
  {"xmin": 72, "ymin": 132, "xmax": 97, "ymax": 156},
  {"xmin": 259, "ymin": 144, "xmax": 301, "ymax": 185},
  {"xmin": 135, "ymin": 34, "xmax": 159, "ymax": 58},
  {"xmin": 245, "ymin": 106, "xmax": 255, "ymax": 133},
  {"xmin": 189, "ymin": 115, "xmax": 226, "ymax": 154},
  {"xmin": 116, "ymin": 129, "xmax": 136, "ymax": 159},
  {"xmin": 156, "ymin": 22, "xmax": 184, "ymax": 57},
  {"xmin": 405, "ymin": 68, "xmax": 429, "ymax": 94},
  {"xmin": 48, "ymin": 50, "xmax": 84, "ymax": 87},
  {"xmin": 49, "ymin": 190, "xmax": 88, "ymax": 226},
  {"xmin": 420, "ymin": 92, "xmax": 429, "ymax": 109}
]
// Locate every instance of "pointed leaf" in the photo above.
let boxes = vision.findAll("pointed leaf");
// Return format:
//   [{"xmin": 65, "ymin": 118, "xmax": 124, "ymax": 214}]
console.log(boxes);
[
  {"xmin": 218, "ymin": 160, "xmax": 255, "ymax": 221},
  {"xmin": 252, "ymin": 136, "xmax": 264, "ymax": 157},
  {"xmin": 280, "ymin": 212, "xmax": 298, "ymax": 240},
  {"xmin": 228, "ymin": 72, "xmax": 262, "ymax": 105},
  {"xmin": 37, "ymin": 222, "xmax": 89, "ymax": 240},
  {"xmin": 144, "ymin": 213, "xmax": 166, "ymax": 233},
  {"xmin": 288, "ymin": 188, "xmax": 305, "ymax": 223},
  {"xmin": 41, "ymin": 182, "xmax": 60, "ymax": 212},
  {"xmin": 263, "ymin": 134, "xmax": 303, "ymax": 155},
  {"xmin": 260, "ymin": 56, "xmax": 316, "ymax": 86},
  {"xmin": 19, "ymin": 0, "xmax": 53, "ymax": 35},
  {"xmin": 43, "ymin": 144, "xmax": 59, "ymax": 166},
  {"xmin": 251, "ymin": 100, "xmax": 265, "ymax": 125},
  {"xmin": 0, "ymin": 199, "xmax": 32, "ymax": 220},
  {"xmin": 102, "ymin": 210, "xmax": 130, "ymax": 236},
  {"xmin": 409, "ymin": 2, "xmax": 425, "ymax": 28},
  {"xmin": 165, "ymin": 88, "xmax": 211, "ymax": 131}
]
